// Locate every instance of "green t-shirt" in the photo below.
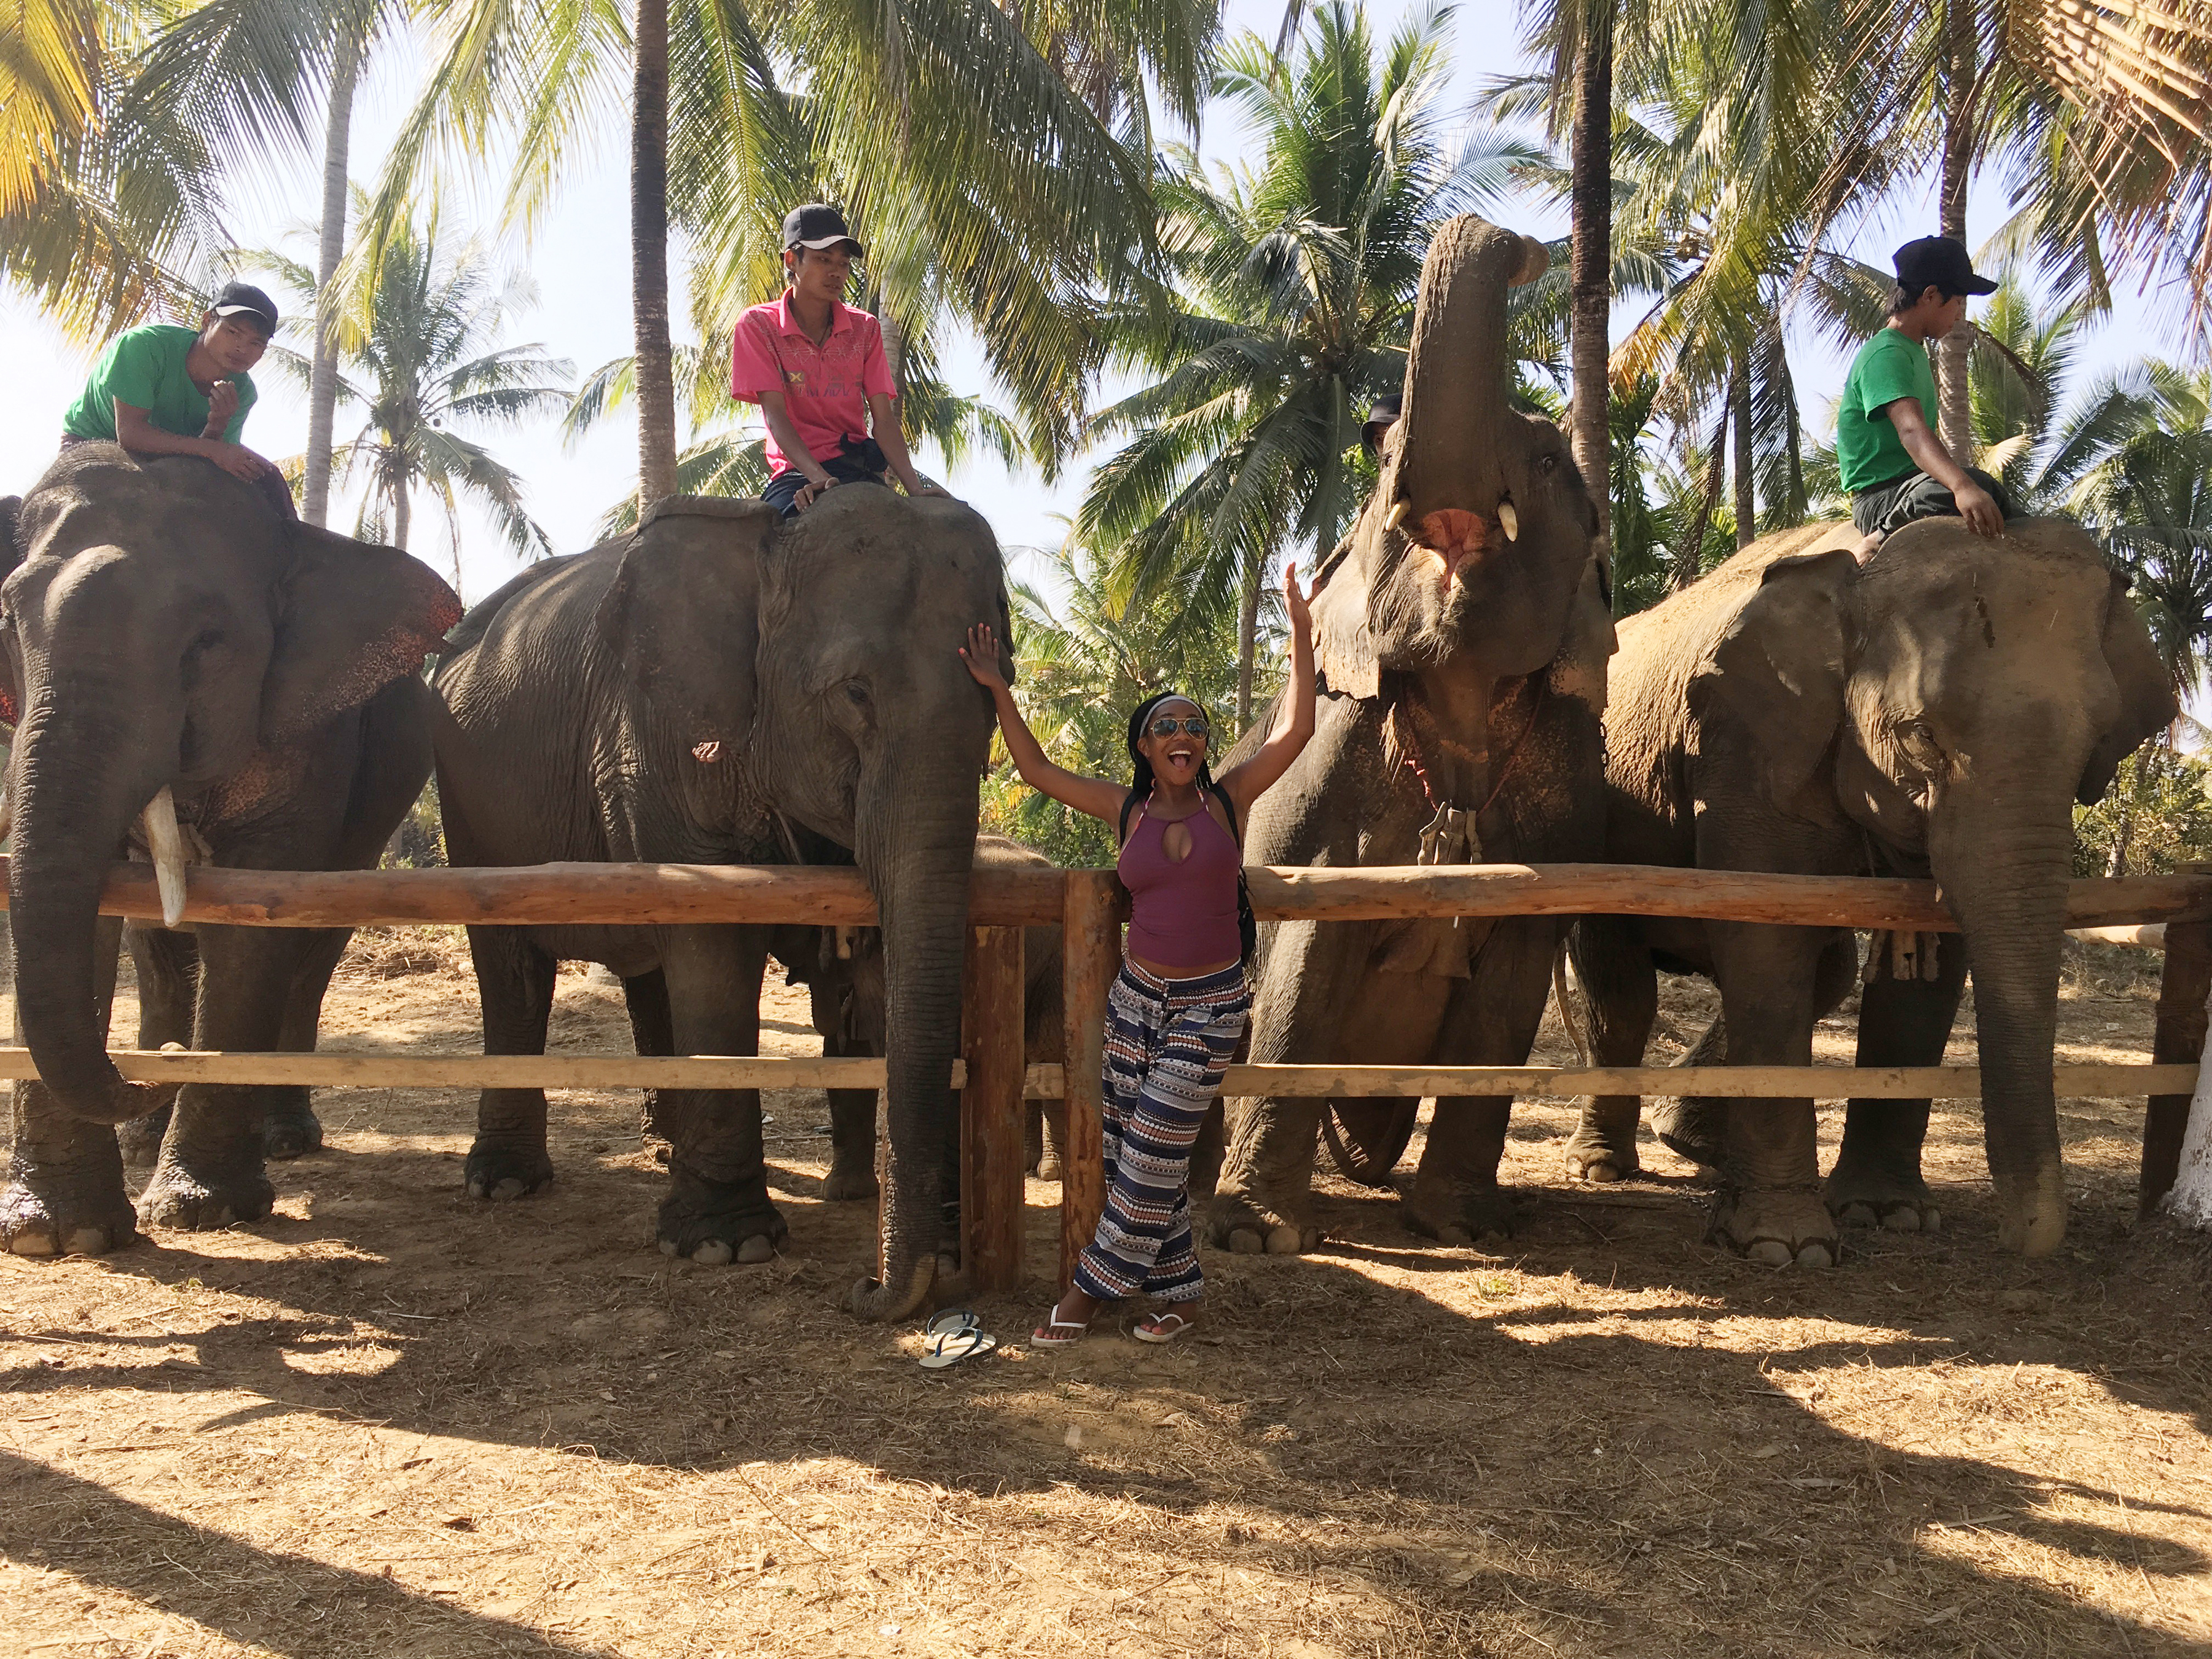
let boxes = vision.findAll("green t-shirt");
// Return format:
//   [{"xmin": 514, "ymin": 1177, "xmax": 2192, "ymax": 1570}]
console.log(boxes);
[
  {"xmin": 1836, "ymin": 327, "xmax": 1935, "ymax": 493},
  {"xmin": 61, "ymin": 324, "xmax": 256, "ymax": 445}
]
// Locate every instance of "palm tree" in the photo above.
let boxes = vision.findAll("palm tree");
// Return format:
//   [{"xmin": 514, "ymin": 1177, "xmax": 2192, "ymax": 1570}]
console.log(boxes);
[
  {"xmin": 0, "ymin": 0, "xmax": 223, "ymax": 336},
  {"xmin": 983, "ymin": 536, "xmax": 1252, "ymax": 866},
  {"xmin": 251, "ymin": 198, "xmax": 573, "ymax": 589},
  {"xmin": 1077, "ymin": 2, "xmax": 1541, "ymax": 726},
  {"xmin": 361, "ymin": 0, "xmax": 1218, "ymax": 516}
]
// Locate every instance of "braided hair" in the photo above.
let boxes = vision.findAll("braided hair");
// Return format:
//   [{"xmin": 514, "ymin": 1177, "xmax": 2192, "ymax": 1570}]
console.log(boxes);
[{"xmin": 1120, "ymin": 691, "xmax": 1217, "ymax": 843}]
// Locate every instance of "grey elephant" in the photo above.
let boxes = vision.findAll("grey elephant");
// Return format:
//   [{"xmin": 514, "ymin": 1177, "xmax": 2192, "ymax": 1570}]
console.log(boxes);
[
  {"xmin": 431, "ymin": 489, "xmax": 1010, "ymax": 1317},
  {"xmin": 1204, "ymin": 214, "xmax": 1617, "ymax": 1253},
  {"xmin": 1564, "ymin": 520, "xmax": 2173, "ymax": 1263},
  {"xmin": 0, "ymin": 444, "xmax": 460, "ymax": 1256},
  {"xmin": 780, "ymin": 834, "xmax": 1066, "ymax": 1199}
]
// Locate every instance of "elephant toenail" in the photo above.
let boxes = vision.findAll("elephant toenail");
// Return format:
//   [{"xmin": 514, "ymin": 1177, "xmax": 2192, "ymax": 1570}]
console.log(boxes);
[
  {"xmin": 492, "ymin": 1179, "xmax": 526, "ymax": 1201},
  {"xmin": 10, "ymin": 1233, "xmax": 58, "ymax": 1257},
  {"xmin": 659, "ymin": 1239, "xmax": 679, "ymax": 1257},
  {"xmin": 1795, "ymin": 1242, "xmax": 1836, "ymax": 1268},
  {"xmin": 736, "ymin": 1236, "xmax": 774, "ymax": 1264},
  {"xmin": 1746, "ymin": 1239, "xmax": 1793, "ymax": 1267},
  {"xmin": 1921, "ymin": 1209, "xmax": 1942, "ymax": 1231},
  {"xmin": 692, "ymin": 1239, "xmax": 735, "ymax": 1266},
  {"xmin": 1228, "ymin": 1229, "xmax": 1263, "ymax": 1255},
  {"xmin": 1264, "ymin": 1225, "xmax": 1304, "ymax": 1255},
  {"xmin": 1881, "ymin": 1208, "xmax": 1921, "ymax": 1233}
]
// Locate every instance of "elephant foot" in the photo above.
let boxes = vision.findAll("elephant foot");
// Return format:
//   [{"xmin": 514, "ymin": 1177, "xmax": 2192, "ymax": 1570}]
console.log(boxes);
[
  {"xmin": 820, "ymin": 1159, "xmax": 880, "ymax": 1202},
  {"xmin": 1996, "ymin": 1167, "xmax": 2068, "ymax": 1258},
  {"xmin": 1652, "ymin": 1097, "xmax": 1725, "ymax": 1171},
  {"xmin": 136, "ymin": 1157, "xmax": 275, "ymax": 1233},
  {"xmin": 1403, "ymin": 1179, "xmax": 1516, "ymax": 1246},
  {"xmin": 116, "ymin": 1106, "xmax": 171, "ymax": 1170},
  {"xmin": 1032, "ymin": 1151, "xmax": 1063, "ymax": 1183},
  {"xmin": 1824, "ymin": 1160, "xmax": 1940, "ymax": 1233},
  {"xmin": 656, "ymin": 1191, "xmax": 788, "ymax": 1266},
  {"xmin": 1, "ymin": 1171, "xmax": 138, "ymax": 1257},
  {"xmin": 263, "ymin": 1098, "xmax": 324, "ymax": 1162},
  {"xmin": 1561, "ymin": 1125, "xmax": 1640, "ymax": 1185},
  {"xmin": 1202, "ymin": 1188, "xmax": 1320, "ymax": 1255},
  {"xmin": 1711, "ymin": 1185, "xmax": 1837, "ymax": 1268},
  {"xmin": 464, "ymin": 1140, "xmax": 555, "ymax": 1201}
]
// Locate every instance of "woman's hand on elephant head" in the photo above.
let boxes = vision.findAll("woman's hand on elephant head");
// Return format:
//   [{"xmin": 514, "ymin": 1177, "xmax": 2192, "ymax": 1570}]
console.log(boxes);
[
  {"xmin": 1283, "ymin": 562, "xmax": 1312, "ymax": 637},
  {"xmin": 960, "ymin": 623, "xmax": 1009, "ymax": 692}
]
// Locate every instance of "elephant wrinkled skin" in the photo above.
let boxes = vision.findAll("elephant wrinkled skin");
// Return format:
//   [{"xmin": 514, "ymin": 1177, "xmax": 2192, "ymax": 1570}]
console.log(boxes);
[
  {"xmin": 1567, "ymin": 520, "xmax": 2174, "ymax": 1265},
  {"xmin": 431, "ymin": 488, "xmax": 1010, "ymax": 1318},
  {"xmin": 0, "ymin": 445, "xmax": 459, "ymax": 1257},
  {"xmin": 1205, "ymin": 214, "xmax": 1617, "ymax": 1254}
]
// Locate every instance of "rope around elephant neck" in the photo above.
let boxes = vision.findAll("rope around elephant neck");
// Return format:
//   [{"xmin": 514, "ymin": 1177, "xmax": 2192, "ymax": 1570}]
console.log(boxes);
[{"xmin": 1387, "ymin": 675, "xmax": 1549, "ymax": 819}]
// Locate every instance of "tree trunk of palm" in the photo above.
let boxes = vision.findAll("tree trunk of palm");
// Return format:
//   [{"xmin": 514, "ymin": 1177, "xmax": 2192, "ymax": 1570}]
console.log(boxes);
[
  {"xmin": 391, "ymin": 479, "xmax": 410, "ymax": 552},
  {"xmin": 1676, "ymin": 395, "xmax": 1728, "ymax": 590},
  {"xmin": 1236, "ymin": 554, "xmax": 1261, "ymax": 733},
  {"xmin": 1568, "ymin": 4, "xmax": 1614, "ymax": 544},
  {"xmin": 632, "ymin": 0, "xmax": 678, "ymax": 511},
  {"xmin": 302, "ymin": 26, "xmax": 362, "ymax": 530},
  {"xmin": 1936, "ymin": 0, "xmax": 1977, "ymax": 460},
  {"xmin": 1730, "ymin": 357, "xmax": 1755, "ymax": 547}
]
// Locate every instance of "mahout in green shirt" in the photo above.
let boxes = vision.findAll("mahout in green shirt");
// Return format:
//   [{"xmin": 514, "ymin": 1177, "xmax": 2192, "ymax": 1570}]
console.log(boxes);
[{"xmin": 62, "ymin": 324, "xmax": 257, "ymax": 445}]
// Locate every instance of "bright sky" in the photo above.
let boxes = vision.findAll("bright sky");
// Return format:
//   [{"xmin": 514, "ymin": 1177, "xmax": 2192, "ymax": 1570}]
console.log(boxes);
[{"xmin": 0, "ymin": 0, "xmax": 2188, "ymax": 604}]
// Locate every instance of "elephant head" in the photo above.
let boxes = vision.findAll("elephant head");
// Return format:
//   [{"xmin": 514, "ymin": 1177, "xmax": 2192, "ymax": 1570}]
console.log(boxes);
[
  {"xmin": 1694, "ymin": 520, "xmax": 2175, "ymax": 1254},
  {"xmin": 1312, "ymin": 214, "xmax": 1607, "ymax": 737},
  {"xmin": 0, "ymin": 444, "xmax": 460, "ymax": 1126},
  {"xmin": 593, "ymin": 487, "xmax": 1013, "ymax": 1319}
]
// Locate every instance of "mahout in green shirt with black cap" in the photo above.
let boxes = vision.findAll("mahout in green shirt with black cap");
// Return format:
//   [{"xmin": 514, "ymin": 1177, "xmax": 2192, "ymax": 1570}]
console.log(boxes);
[
  {"xmin": 1837, "ymin": 236, "xmax": 2015, "ymax": 562},
  {"xmin": 60, "ymin": 281, "xmax": 296, "ymax": 519}
]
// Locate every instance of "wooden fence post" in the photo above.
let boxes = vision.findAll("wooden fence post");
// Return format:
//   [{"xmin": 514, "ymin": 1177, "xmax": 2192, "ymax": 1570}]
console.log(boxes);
[
  {"xmin": 1060, "ymin": 871, "xmax": 1120, "ymax": 1287},
  {"xmin": 960, "ymin": 925, "xmax": 1025, "ymax": 1292},
  {"xmin": 2143, "ymin": 910, "xmax": 2212, "ymax": 1215}
]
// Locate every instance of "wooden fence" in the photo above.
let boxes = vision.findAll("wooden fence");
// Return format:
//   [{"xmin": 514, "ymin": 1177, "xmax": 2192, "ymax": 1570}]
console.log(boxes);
[{"xmin": 3, "ymin": 854, "xmax": 2208, "ymax": 1292}]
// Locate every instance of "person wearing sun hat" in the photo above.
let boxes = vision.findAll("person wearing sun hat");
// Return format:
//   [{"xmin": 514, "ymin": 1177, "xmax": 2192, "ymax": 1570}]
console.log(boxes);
[
  {"xmin": 60, "ymin": 280, "xmax": 296, "ymax": 518},
  {"xmin": 729, "ymin": 204, "xmax": 949, "ymax": 517},
  {"xmin": 1838, "ymin": 235, "xmax": 2018, "ymax": 562}
]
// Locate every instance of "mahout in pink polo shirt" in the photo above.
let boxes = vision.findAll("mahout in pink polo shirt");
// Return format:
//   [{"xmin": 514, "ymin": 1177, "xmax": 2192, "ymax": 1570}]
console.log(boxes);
[{"xmin": 729, "ymin": 292, "xmax": 897, "ymax": 477}]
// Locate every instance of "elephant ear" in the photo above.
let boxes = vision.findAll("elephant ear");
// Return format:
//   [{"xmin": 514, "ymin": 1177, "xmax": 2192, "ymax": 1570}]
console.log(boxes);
[
  {"xmin": 1311, "ymin": 531, "xmax": 1380, "ymax": 700},
  {"xmin": 261, "ymin": 523, "xmax": 465, "ymax": 747},
  {"xmin": 595, "ymin": 496, "xmax": 777, "ymax": 747},
  {"xmin": 2078, "ymin": 571, "xmax": 2178, "ymax": 804},
  {"xmin": 0, "ymin": 496, "xmax": 20, "ymax": 726},
  {"xmin": 1691, "ymin": 547, "xmax": 1857, "ymax": 812}
]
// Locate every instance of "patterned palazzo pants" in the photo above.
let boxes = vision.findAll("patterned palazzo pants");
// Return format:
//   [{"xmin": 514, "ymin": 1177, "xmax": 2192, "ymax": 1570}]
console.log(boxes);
[{"xmin": 1071, "ymin": 960, "xmax": 1250, "ymax": 1305}]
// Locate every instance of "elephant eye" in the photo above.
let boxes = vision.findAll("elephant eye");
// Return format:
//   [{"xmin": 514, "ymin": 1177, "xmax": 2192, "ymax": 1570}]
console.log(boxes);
[
  {"xmin": 843, "ymin": 681, "xmax": 871, "ymax": 707},
  {"xmin": 1894, "ymin": 719, "xmax": 1944, "ymax": 769},
  {"xmin": 1539, "ymin": 453, "xmax": 1559, "ymax": 475}
]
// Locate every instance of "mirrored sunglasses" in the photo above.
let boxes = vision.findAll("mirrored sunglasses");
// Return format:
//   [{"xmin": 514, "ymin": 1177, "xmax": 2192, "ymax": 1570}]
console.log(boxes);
[{"xmin": 1148, "ymin": 716, "xmax": 1210, "ymax": 739}]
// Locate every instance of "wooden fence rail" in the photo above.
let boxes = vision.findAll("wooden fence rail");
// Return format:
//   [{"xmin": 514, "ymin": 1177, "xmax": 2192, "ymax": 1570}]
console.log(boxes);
[{"xmin": 7, "ymin": 855, "xmax": 2208, "ymax": 1290}]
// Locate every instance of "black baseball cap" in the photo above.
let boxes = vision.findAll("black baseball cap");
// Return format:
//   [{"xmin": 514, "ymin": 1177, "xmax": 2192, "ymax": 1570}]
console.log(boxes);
[
  {"xmin": 782, "ymin": 204, "xmax": 865, "ymax": 257},
  {"xmin": 209, "ymin": 280, "xmax": 280, "ymax": 334},
  {"xmin": 1362, "ymin": 392, "xmax": 1402, "ymax": 449},
  {"xmin": 1893, "ymin": 236, "xmax": 1998, "ymax": 299}
]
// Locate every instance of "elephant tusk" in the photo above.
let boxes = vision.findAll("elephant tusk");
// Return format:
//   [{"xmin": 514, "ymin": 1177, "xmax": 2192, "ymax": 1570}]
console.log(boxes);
[
  {"xmin": 141, "ymin": 786, "xmax": 189, "ymax": 928},
  {"xmin": 1386, "ymin": 501, "xmax": 1410, "ymax": 533},
  {"xmin": 1497, "ymin": 501, "xmax": 1520, "ymax": 542}
]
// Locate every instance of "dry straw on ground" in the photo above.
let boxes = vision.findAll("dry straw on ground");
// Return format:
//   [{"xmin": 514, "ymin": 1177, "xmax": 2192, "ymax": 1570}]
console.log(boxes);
[{"xmin": 2, "ymin": 938, "xmax": 2209, "ymax": 1656}]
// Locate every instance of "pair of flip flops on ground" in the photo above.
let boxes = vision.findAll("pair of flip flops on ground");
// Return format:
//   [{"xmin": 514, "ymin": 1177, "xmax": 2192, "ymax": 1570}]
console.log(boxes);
[
  {"xmin": 1032, "ymin": 1308, "xmax": 1197, "ymax": 1347},
  {"xmin": 919, "ymin": 1307, "xmax": 999, "ymax": 1369}
]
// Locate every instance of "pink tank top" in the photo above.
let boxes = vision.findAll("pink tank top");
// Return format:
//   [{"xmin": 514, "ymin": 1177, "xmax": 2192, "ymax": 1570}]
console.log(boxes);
[{"xmin": 1118, "ymin": 793, "xmax": 1243, "ymax": 970}]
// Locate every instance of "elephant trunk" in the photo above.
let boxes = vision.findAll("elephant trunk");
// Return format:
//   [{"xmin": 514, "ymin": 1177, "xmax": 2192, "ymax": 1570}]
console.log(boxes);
[
  {"xmin": 1392, "ymin": 216, "xmax": 1550, "ymax": 544},
  {"xmin": 7, "ymin": 691, "xmax": 180, "ymax": 1124},
  {"xmin": 842, "ymin": 739, "xmax": 981, "ymax": 1320},
  {"xmin": 1930, "ymin": 777, "xmax": 2076, "ymax": 1257}
]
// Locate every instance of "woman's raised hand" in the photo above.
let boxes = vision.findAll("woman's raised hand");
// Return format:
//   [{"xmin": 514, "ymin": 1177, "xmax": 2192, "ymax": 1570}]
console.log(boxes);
[
  {"xmin": 1283, "ymin": 562, "xmax": 1313, "ymax": 635},
  {"xmin": 960, "ymin": 622, "xmax": 1008, "ymax": 692}
]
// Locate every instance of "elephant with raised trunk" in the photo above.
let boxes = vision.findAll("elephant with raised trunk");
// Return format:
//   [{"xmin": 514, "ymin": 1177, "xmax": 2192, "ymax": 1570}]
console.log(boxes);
[
  {"xmin": 1564, "ymin": 521, "xmax": 2173, "ymax": 1263},
  {"xmin": 1204, "ymin": 214, "xmax": 1616, "ymax": 1253},
  {"xmin": 431, "ymin": 489, "xmax": 1010, "ymax": 1318},
  {"xmin": 0, "ymin": 445, "xmax": 459, "ymax": 1256}
]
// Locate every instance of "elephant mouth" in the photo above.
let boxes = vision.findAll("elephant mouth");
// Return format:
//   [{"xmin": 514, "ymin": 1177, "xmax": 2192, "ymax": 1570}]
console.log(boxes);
[{"xmin": 1408, "ymin": 509, "xmax": 1500, "ymax": 592}]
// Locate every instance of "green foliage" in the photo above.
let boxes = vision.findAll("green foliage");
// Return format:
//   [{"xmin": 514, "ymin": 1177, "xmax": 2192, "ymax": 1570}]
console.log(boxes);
[
  {"xmin": 383, "ymin": 779, "xmax": 445, "ymax": 868},
  {"xmin": 981, "ymin": 538, "xmax": 1267, "ymax": 866},
  {"xmin": 2073, "ymin": 744, "xmax": 2212, "ymax": 879}
]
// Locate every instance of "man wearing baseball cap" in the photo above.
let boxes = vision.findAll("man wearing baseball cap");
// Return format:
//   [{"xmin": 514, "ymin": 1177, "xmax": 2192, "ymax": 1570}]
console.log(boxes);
[
  {"xmin": 1837, "ymin": 236, "xmax": 2014, "ymax": 560},
  {"xmin": 60, "ymin": 280, "xmax": 295, "ymax": 519},
  {"xmin": 730, "ymin": 204, "xmax": 947, "ymax": 517}
]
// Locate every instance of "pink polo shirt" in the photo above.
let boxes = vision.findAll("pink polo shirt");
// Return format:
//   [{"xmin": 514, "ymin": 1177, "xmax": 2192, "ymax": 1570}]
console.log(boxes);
[{"xmin": 729, "ymin": 292, "xmax": 897, "ymax": 476}]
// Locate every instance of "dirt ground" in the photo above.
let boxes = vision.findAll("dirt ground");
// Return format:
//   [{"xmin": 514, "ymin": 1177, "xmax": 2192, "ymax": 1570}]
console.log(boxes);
[{"xmin": 4, "ymin": 930, "xmax": 2210, "ymax": 1658}]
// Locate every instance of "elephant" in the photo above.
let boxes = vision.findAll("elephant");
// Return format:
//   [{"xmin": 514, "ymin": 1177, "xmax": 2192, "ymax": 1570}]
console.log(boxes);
[
  {"xmin": 0, "ymin": 443, "xmax": 460, "ymax": 1256},
  {"xmin": 429, "ymin": 488, "xmax": 1010, "ymax": 1317},
  {"xmin": 779, "ymin": 834, "xmax": 1067, "ymax": 1200},
  {"xmin": 1563, "ymin": 519, "xmax": 2174, "ymax": 1263},
  {"xmin": 1203, "ymin": 214, "xmax": 1617, "ymax": 1253}
]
